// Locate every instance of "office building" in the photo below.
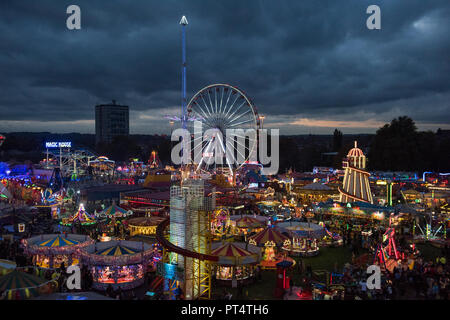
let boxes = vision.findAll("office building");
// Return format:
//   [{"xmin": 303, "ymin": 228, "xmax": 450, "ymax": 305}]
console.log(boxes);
[{"xmin": 95, "ymin": 100, "xmax": 129, "ymax": 144}]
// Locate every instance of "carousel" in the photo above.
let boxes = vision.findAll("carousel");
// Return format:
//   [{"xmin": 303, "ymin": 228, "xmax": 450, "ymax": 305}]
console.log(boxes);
[
  {"xmin": 211, "ymin": 242, "xmax": 261, "ymax": 286},
  {"xmin": 22, "ymin": 234, "xmax": 94, "ymax": 269},
  {"xmin": 248, "ymin": 227, "xmax": 295, "ymax": 269},
  {"xmin": 0, "ymin": 266, "xmax": 60, "ymax": 300},
  {"xmin": 229, "ymin": 215, "xmax": 268, "ymax": 236},
  {"xmin": 88, "ymin": 156, "xmax": 115, "ymax": 177},
  {"xmin": 277, "ymin": 222, "xmax": 325, "ymax": 257},
  {"xmin": 95, "ymin": 203, "xmax": 132, "ymax": 237},
  {"xmin": 95, "ymin": 203, "xmax": 133, "ymax": 219},
  {"xmin": 80, "ymin": 240, "xmax": 158, "ymax": 290},
  {"xmin": 126, "ymin": 216, "xmax": 166, "ymax": 237},
  {"xmin": 0, "ymin": 259, "xmax": 16, "ymax": 276}
]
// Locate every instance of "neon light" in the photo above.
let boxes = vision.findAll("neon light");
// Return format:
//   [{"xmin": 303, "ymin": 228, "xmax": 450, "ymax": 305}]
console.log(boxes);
[{"xmin": 45, "ymin": 141, "xmax": 72, "ymax": 148}]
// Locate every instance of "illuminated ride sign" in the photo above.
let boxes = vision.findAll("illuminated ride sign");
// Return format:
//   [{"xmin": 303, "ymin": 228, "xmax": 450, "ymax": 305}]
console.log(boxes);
[{"xmin": 45, "ymin": 142, "xmax": 72, "ymax": 148}]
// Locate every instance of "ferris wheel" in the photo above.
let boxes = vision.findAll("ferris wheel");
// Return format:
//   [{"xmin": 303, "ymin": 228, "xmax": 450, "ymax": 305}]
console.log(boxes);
[{"xmin": 187, "ymin": 84, "xmax": 260, "ymax": 174}]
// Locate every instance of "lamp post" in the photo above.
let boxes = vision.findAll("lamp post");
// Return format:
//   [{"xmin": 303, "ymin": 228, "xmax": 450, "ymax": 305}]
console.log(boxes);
[
  {"xmin": 169, "ymin": 120, "xmax": 175, "ymax": 166},
  {"xmin": 259, "ymin": 115, "xmax": 265, "ymax": 130}
]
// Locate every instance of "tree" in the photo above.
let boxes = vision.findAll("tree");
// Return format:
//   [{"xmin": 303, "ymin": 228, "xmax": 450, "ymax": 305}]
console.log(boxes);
[
  {"xmin": 368, "ymin": 116, "xmax": 431, "ymax": 171},
  {"xmin": 96, "ymin": 136, "xmax": 142, "ymax": 162}
]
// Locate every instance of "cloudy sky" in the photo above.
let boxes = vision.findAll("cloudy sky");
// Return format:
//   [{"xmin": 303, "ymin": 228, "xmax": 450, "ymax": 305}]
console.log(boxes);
[{"xmin": 0, "ymin": 0, "xmax": 449, "ymax": 135}]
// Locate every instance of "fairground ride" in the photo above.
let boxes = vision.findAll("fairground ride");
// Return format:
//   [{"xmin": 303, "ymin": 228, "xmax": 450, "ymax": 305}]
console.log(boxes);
[
  {"xmin": 155, "ymin": 180, "xmax": 219, "ymax": 300},
  {"xmin": 187, "ymin": 83, "xmax": 261, "ymax": 178},
  {"xmin": 43, "ymin": 148, "xmax": 97, "ymax": 179}
]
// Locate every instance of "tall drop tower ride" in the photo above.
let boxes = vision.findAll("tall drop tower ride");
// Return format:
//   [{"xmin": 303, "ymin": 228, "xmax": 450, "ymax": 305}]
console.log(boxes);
[{"xmin": 180, "ymin": 15, "xmax": 188, "ymax": 130}]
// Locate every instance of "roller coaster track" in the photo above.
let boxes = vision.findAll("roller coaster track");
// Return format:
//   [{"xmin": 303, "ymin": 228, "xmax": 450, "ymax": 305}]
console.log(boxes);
[{"xmin": 156, "ymin": 218, "xmax": 219, "ymax": 262}]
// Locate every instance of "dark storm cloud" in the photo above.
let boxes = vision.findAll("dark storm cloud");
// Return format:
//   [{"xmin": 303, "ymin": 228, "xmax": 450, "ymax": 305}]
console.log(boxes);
[{"xmin": 0, "ymin": 0, "xmax": 449, "ymax": 132}]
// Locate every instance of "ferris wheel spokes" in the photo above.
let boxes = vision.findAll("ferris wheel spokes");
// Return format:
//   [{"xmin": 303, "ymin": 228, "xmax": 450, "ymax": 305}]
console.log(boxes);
[
  {"xmin": 187, "ymin": 84, "xmax": 259, "ymax": 174},
  {"xmin": 216, "ymin": 133, "xmax": 234, "ymax": 173},
  {"xmin": 223, "ymin": 91, "xmax": 241, "ymax": 119}
]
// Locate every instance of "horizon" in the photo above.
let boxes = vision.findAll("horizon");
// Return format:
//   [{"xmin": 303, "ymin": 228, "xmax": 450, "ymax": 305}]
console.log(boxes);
[{"xmin": 0, "ymin": 1, "xmax": 449, "ymax": 135}]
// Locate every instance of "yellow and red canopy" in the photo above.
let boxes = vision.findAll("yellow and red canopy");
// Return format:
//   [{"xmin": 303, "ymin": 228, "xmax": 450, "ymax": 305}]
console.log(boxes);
[
  {"xmin": 248, "ymin": 227, "xmax": 288, "ymax": 246},
  {"xmin": 211, "ymin": 242, "xmax": 253, "ymax": 258},
  {"xmin": 235, "ymin": 216, "xmax": 264, "ymax": 229}
]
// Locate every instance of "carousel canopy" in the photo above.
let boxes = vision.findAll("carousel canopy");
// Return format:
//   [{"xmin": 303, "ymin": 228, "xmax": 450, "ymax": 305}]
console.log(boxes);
[
  {"xmin": 248, "ymin": 227, "xmax": 288, "ymax": 246},
  {"xmin": 211, "ymin": 242, "xmax": 254, "ymax": 258},
  {"xmin": 127, "ymin": 216, "xmax": 165, "ymax": 227},
  {"xmin": 97, "ymin": 204, "xmax": 132, "ymax": 218},
  {"xmin": 0, "ymin": 259, "xmax": 16, "ymax": 275},
  {"xmin": 36, "ymin": 235, "xmax": 79, "ymax": 247},
  {"xmin": 211, "ymin": 242, "xmax": 260, "ymax": 266},
  {"xmin": 0, "ymin": 270, "xmax": 46, "ymax": 296},
  {"xmin": 276, "ymin": 260, "xmax": 294, "ymax": 268},
  {"xmin": 23, "ymin": 234, "xmax": 94, "ymax": 257},
  {"xmin": 95, "ymin": 245, "xmax": 140, "ymax": 256},
  {"xmin": 277, "ymin": 222, "xmax": 325, "ymax": 239},
  {"xmin": 234, "ymin": 216, "xmax": 265, "ymax": 229},
  {"xmin": 299, "ymin": 182, "xmax": 332, "ymax": 191},
  {"xmin": 81, "ymin": 240, "xmax": 154, "ymax": 266}
]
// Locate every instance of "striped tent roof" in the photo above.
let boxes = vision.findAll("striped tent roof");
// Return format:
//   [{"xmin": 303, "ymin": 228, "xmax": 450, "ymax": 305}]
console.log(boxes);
[
  {"xmin": 235, "ymin": 216, "xmax": 264, "ymax": 229},
  {"xmin": 0, "ymin": 260, "xmax": 16, "ymax": 276},
  {"xmin": 95, "ymin": 245, "xmax": 140, "ymax": 256},
  {"xmin": 98, "ymin": 204, "xmax": 131, "ymax": 218},
  {"xmin": 248, "ymin": 227, "xmax": 288, "ymax": 246},
  {"xmin": 211, "ymin": 243, "xmax": 254, "ymax": 258},
  {"xmin": 278, "ymin": 222, "xmax": 325, "ymax": 239},
  {"xmin": 36, "ymin": 236, "xmax": 79, "ymax": 247},
  {"xmin": 0, "ymin": 259, "xmax": 16, "ymax": 270},
  {"xmin": 0, "ymin": 270, "xmax": 45, "ymax": 294}
]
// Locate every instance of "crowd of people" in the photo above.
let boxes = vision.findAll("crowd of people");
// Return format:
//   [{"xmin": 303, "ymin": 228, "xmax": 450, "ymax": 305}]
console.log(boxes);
[
  {"xmin": 1, "ymin": 194, "xmax": 450, "ymax": 301},
  {"xmin": 292, "ymin": 244, "xmax": 450, "ymax": 300},
  {"xmin": 0, "ymin": 238, "xmax": 28, "ymax": 266}
]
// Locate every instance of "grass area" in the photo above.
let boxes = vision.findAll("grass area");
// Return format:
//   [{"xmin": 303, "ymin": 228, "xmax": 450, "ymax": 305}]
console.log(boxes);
[
  {"xmin": 211, "ymin": 270, "xmax": 278, "ymax": 300},
  {"xmin": 299, "ymin": 246, "xmax": 354, "ymax": 271},
  {"xmin": 211, "ymin": 243, "xmax": 446, "ymax": 300},
  {"xmin": 211, "ymin": 245, "xmax": 357, "ymax": 300}
]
